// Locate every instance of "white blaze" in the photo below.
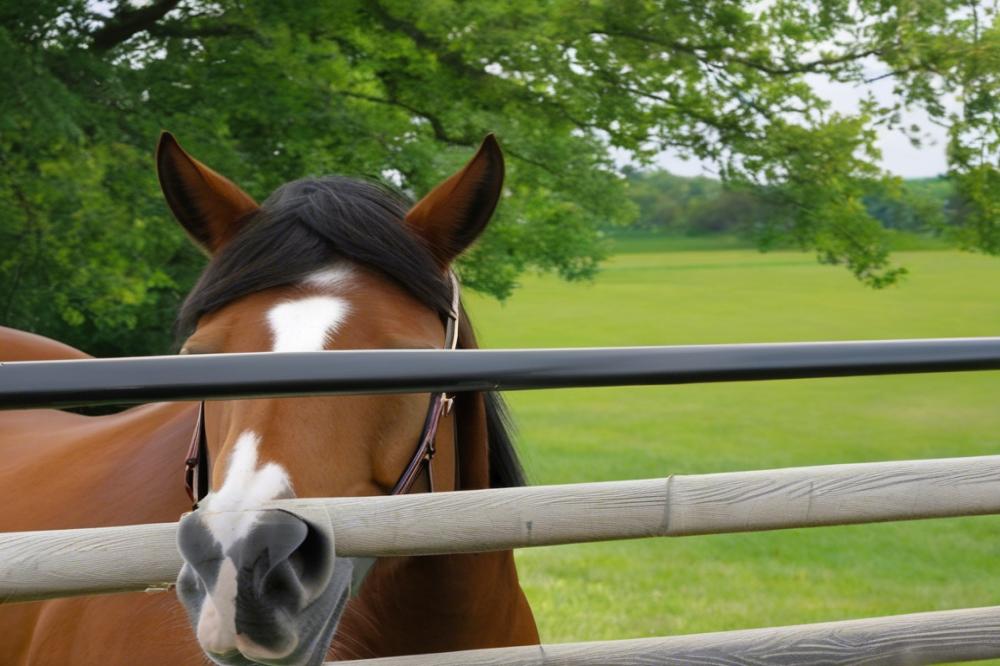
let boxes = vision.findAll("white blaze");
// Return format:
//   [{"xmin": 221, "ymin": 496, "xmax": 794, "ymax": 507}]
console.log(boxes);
[{"xmin": 267, "ymin": 295, "xmax": 349, "ymax": 353}]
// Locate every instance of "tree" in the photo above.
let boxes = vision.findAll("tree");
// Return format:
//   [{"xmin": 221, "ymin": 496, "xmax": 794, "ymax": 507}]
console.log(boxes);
[
  {"xmin": 624, "ymin": 169, "xmax": 794, "ymax": 236},
  {"xmin": 3, "ymin": 1, "xmax": 1000, "ymax": 355},
  {"xmin": 623, "ymin": 169, "xmax": 711, "ymax": 231},
  {"xmin": 863, "ymin": 178, "xmax": 952, "ymax": 233}
]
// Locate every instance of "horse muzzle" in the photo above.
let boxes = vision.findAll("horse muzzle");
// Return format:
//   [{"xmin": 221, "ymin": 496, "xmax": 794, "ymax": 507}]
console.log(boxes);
[{"xmin": 177, "ymin": 508, "xmax": 351, "ymax": 666}]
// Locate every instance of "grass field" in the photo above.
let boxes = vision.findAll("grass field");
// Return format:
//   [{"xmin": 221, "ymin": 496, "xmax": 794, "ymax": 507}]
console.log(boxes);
[{"xmin": 463, "ymin": 245, "xmax": 1000, "ymax": 652}]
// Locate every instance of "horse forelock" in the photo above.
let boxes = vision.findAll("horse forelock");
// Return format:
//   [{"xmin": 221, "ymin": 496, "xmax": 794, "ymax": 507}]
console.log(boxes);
[{"xmin": 175, "ymin": 176, "xmax": 450, "ymax": 344}]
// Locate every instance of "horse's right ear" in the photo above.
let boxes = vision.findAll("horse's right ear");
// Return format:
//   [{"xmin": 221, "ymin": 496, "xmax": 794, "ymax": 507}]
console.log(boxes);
[{"xmin": 156, "ymin": 132, "xmax": 259, "ymax": 255}]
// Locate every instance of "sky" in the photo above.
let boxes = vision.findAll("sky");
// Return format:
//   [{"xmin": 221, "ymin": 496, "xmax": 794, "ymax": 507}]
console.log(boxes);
[{"xmin": 653, "ymin": 75, "xmax": 954, "ymax": 180}]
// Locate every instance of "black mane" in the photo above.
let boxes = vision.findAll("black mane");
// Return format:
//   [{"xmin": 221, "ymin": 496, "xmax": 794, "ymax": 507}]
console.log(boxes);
[{"xmin": 176, "ymin": 176, "xmax": 525, "ymax": 488}]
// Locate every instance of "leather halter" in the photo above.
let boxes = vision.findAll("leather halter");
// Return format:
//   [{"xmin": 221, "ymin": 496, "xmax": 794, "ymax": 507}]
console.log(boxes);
[{"xmin": 184, "ymin": 273, "xmax": 462, "ymax": 509}]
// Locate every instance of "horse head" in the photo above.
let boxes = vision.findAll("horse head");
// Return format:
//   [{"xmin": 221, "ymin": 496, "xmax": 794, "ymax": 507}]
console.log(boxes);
[{"xmin": 159, "ymin": 132, "xmax": 509, "ymax": 665}]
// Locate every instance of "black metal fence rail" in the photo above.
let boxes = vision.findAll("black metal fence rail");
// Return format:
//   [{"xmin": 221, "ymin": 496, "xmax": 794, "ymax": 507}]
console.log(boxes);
[{"xmin": 3, "ymin": 337, "xmax": 1000, "ymax": 410}]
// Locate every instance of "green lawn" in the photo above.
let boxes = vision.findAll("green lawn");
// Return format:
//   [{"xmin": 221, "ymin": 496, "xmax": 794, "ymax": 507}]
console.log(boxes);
[{"xmin": 463, "ymin": 248, "xmax": 1000, "ymax": 654}]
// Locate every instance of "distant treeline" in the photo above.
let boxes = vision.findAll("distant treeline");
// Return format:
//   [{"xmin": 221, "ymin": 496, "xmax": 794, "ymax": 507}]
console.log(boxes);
[{"xmin": 623, "ymin": 169, "xmax": 957, "ymax": 238}]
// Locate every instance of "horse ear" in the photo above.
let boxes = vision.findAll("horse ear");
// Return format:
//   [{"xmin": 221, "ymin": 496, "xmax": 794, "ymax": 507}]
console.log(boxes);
[
  {"xmin": 405, "ymin": 134, "xmax": 504, "ymax": 267},
  {"xmin": 156, "ymin": 132, "xmax": 259, "ymax": 254}
]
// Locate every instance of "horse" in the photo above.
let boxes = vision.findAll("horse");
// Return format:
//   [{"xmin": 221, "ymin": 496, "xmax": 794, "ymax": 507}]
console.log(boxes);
[{"xmin": 0, "ymin": 133, "xmax": 539, "ymax": 665}]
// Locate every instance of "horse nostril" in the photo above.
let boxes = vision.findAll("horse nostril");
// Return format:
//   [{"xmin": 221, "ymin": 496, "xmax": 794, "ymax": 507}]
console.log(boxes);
[
  {"xmin": 240, "ymin": 510, "xmax": 334, "ymax": 609},
  {"xmin": 285, "ymin": 516, "xmax": 333, "ymax": 591}
]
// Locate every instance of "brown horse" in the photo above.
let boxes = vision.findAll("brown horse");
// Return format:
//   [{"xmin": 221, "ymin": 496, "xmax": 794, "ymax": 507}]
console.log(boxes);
[{"xmin": 0, "ymin": 134, "xmax": 538, "ymax": 664}]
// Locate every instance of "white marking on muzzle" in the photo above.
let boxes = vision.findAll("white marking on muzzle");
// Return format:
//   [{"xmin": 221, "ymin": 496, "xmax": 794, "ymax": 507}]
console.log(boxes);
[
  {"xmin": 196, "ymin": 558, "xmax": 239, "ymax": 655},
  {"xmin": 196, "ymin": 431, "xmax": 292, "ymax": 656}
]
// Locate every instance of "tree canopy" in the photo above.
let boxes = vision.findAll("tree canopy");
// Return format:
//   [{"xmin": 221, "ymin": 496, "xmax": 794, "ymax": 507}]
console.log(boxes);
[{"xmin": 3, "ymin": 1, "xmax": 999, "ymax": 355}]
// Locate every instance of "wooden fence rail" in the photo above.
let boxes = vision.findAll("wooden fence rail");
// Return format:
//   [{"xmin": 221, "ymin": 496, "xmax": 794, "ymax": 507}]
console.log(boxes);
[
  {"xmin": 336, "ymin": 605, "xmax": 1000, "ymax": 665},
  {"xmin": 2, "ymin": 454, "xmax": 998, "ymax": 603}
]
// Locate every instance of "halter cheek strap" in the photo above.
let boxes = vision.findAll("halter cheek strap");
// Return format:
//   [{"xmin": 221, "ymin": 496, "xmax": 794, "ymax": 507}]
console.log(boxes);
[
  {"xmin": 184, "ymin": 402, "xmax": 208, "ymax": 508},
  {"xmin": 183, "ymin": 272, "xmax": 462, "ymax": 509},
  {"xmin": 389, "ymin": 272, "xmax": 461, "ymax": 496}
]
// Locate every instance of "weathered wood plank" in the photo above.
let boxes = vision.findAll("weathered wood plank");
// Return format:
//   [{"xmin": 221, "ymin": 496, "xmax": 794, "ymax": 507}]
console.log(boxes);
[
  {"xmin": 1, "ymin": 455, "xmax": 999, "ymax": 602},
  {"xmin": 336, "ymin": 606, "xmax": 1000, "ymax": 665},
  {"xmin": 305, "ymin": 454, "xmax": 1000, "ymax": 555},
  {"xmin": 0, "ymin": 522, "xmax": 180, "ymax": 603}
]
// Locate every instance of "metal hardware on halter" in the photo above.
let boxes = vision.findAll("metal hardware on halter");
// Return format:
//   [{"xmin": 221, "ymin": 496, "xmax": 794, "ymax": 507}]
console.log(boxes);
[{"xmin": 183, "ymin": 271, "xmax": 463, "ymax": 509}]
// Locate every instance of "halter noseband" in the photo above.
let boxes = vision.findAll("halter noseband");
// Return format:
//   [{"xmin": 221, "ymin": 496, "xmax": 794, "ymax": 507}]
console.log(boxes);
[{"xmin": 184, "ymin": 272, "xmax": 462, "ymax": 509}]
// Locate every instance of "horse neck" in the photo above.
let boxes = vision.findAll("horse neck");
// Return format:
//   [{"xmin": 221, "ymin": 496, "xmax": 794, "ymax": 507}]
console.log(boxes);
[
  {"xmin": 0, "ymin": 327, "xmax": 196, "ymax": 529},
  {"xmin": 330, "ymin": 325, "xmax": 539, "ymax": 658},
  {"xmin": 0, "ymin": 401, "xmax": 197, "ymax": 533}
]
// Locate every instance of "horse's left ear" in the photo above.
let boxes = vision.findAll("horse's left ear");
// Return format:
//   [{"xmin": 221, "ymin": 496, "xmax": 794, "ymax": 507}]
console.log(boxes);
[
  {"xmin": 405, "ymin": 134, "xmax": 504, "ymax": 267},
  {"xmin": 156, "ymin": 132, "xmax": 259, "ymax": 255}
]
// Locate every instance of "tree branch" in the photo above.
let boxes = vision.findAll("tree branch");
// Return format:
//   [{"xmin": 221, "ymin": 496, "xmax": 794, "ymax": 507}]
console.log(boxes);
[
  {"xmin": 862, "ymin": 57, "xmax": 937, "ymax": 84},
  {"xmin": 90, "ymin": 0, "xmax": 182, "ymax": 52},
  {"xmin": 592, "ymin": 28, "xmax": 880, "ymax": 76},
  {"xmin": 334, "ymin": 90, "xmax": 555, "ymax": 174},
  {"xmin": 365, "ymin": 1, "xmax": 486, "ymax": 80},
  {"xmin": 146, "ymin": 21, "xmax": 254, "ymax": 40},
  {"xmin": 335, "ymin": 89, "xmax": 470, "ymax": 145}
]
